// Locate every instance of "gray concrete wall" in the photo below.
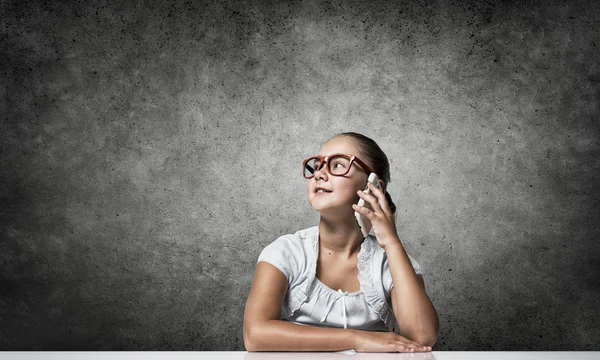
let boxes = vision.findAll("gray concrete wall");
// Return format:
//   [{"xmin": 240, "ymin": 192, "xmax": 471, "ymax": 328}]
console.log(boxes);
[{"xmin": 1, "ymin": 0, "xmax": 599, "ymax": 351}]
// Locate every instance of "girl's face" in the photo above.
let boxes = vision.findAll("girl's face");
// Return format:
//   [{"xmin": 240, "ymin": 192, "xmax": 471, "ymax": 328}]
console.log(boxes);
[{"xmin": 306, "ymin": 136, "xmax": 371, "ymax": 216}]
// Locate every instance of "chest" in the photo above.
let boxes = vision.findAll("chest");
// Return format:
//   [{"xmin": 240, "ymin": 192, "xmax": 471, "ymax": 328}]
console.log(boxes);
[{"xmin": 315, "ymin": 254, "xmax": 361, "ymax": 293}]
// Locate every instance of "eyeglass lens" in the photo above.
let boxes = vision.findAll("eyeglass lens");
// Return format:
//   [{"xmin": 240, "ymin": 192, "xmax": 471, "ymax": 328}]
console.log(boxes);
[{"xmin": 304, "ymin": 155, "xmax": 351, "ymax": 178}]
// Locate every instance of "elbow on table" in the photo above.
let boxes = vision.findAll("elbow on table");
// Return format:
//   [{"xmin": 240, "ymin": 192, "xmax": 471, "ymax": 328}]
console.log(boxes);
[
  {"xmin": 415, "ymin": 336, "xmax": 437, "ymax": 346},
  {"xmin": 244, "ymin": 340, "xmax": 259, "ymax": 352},
  {"xmin": 243, "ymin": 323, "xmax": 262, "ymax": 352},
  {"xmin": 412, "ymin": 332, "xmax": 437, "ymax": 347}
]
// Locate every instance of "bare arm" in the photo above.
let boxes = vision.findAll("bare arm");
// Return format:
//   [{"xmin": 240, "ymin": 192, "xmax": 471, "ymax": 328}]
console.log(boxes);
[
  {"xmin": 243, "ymin": 261, "xmax": 356, "ymax": 351},
  {"xmin": 386, "ymin": 243, "xmax": 439, "ymax": 346},
  {"xmin": 243, "ymin": 261, "xmax": 431, "ymax": 352},
  {"xmin": 353, "ymin": 182, "xmax": 439, "ymax": 347}
]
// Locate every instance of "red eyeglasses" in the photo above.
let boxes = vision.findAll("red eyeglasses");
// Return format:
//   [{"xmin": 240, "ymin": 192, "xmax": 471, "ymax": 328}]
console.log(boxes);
[{"xmin": 302, "ymin": 154, "xmax": 374, "ymax": 179}]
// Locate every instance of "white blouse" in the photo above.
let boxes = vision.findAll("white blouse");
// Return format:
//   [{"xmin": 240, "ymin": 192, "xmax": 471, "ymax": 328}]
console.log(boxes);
[{"xmin": 257, "ymin": 226, "xmax": 423, "ymax": 332}]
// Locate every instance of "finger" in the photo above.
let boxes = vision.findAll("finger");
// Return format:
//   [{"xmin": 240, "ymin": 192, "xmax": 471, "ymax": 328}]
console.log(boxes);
[
  {"xmin": 352, "ymin": 203, "xmax": 375, "ymax": 220},
  {"xmin": 393, "ymin": 340, "xmax": 415, "ymax": 351},
  {"xmin": 357, "ymin": 189, "xmax": 384, "ymax": 215},
  {"xmin": 399, "ymin": 341, "xmax": 420, "ymax": 351},
  {"xmin": 367, "ymin": 182, "xmax": 393, "ymax": 216},
  {"xmin": 397, "ymin": 338, "xmax": 427, "ymax": 351},
  {"xmin": 394, "ymin": 343, "xmax": 415, "ymax": 353},
  {"xmin": 390, "ymin": 343, "xmax": 407, "ymax": 353},
  {"xmin": 415, "ymin": 346, "xmax": 432, "ymax": 352},
  {"xmin": 391, "ymin": 340, "xmax": 429, "ymax": 353},
  {"xmin": 405, "ymin": 339, "xmax": 429, "ymax": 351},
  {"xmin": 408, "ymin": 343, "xmax": 431, "ymax": 352}
]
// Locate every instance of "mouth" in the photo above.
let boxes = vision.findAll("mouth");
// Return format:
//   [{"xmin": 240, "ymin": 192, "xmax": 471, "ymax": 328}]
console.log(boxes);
[{"xmin": 315, "ymin": 187, "xmax": 333, "ymax": 194}]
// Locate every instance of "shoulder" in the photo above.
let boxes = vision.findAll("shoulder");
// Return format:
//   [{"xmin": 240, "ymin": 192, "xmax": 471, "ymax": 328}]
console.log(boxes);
[
  {"xmin": 363, "ymin": 235, "xmax": 386, "ymax": 264},
  {"xmin": 262, "ymin": 226, "xmax": 318, "ymax": 255},
  {"xmin": 257, "ymin": 226, "xmax": 318, "ymax": 283}
]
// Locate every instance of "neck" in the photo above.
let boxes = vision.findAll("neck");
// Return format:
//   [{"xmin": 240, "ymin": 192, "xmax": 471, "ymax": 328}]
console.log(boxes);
[{"xmin": 318, "ymin": 213, "xmax": 364, "ymax": 259}]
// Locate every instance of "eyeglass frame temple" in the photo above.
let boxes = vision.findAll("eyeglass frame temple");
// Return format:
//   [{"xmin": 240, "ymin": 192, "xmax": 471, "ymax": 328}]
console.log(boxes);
[{"xmin": 349, "ymin": 156, "xmax": 386, "ymax": 192}]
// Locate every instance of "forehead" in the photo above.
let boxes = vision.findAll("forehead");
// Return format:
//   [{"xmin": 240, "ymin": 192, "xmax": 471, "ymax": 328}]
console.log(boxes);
[{"xmin": 318, "ymin": 136, "xmax": 362, "ymax": 157}]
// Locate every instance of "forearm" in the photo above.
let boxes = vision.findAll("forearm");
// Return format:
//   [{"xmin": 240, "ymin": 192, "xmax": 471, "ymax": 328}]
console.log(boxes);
[
  {"xmin": 386, "ymin": 241, "xmax": 439, "ymax": 345},
  {"xmin": 244, "ymin": 319, "xmax": 357, "ymax": 351}
]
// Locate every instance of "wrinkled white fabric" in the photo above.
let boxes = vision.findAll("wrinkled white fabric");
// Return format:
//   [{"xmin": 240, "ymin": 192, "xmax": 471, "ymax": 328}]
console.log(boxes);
[
  {"xmin": 320, "ymin": 289, "xmax": 349, "ymax": 328},
  {"xmin": 257, "ymin": 226, "xmax": 423, "ymax": 332}
]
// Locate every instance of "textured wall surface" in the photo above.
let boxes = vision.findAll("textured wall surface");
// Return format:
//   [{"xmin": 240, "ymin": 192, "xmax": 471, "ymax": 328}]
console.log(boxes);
[{"xmin": 1, "ymin": 0, "xmax": 599, "ymax": 351}]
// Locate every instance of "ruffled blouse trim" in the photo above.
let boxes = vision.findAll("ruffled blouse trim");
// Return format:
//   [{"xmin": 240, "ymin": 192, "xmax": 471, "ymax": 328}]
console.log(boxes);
[
  {"xmin": 286, "ymin": 229, "xmax": 395, "ymax": 332},
  {"xmin": 286, "ymin": 230, "xmax": 319, "ymax": 316},
  {"xmin": 357, "ymin": 235, "xmax": 395, "ymax": 331}
]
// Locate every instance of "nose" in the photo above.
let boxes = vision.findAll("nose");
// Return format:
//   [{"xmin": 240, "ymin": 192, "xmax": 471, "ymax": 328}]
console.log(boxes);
[{"xmin": 313, "ymin": 162, "xmax": 328, "ymax": 181}]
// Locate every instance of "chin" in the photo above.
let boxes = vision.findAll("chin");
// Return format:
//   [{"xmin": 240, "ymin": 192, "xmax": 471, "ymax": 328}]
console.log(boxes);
[{"xmin": 309, "ymin": 198, "xmax": 352, "ymax": 216}]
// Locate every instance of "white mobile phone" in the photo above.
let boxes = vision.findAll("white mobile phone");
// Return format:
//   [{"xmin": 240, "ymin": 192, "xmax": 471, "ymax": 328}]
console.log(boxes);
[{"xmin": 355, "ymin": 172, "xmax": 384, "ymax": 237}]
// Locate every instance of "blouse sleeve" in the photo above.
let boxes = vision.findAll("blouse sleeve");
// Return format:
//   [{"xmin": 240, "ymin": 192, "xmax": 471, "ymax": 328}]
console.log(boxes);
[
  {"xmin": 257, "ymin": 235, "xmax": 306, "ymax": 287},
  {"xmin": 382, "ymin": 252, "xmax": 423, "ymax": 293}
]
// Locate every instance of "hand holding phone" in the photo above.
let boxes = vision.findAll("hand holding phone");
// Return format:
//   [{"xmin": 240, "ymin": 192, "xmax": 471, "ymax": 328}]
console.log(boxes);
[{"xmin": 354, "ymin": 173, "xmax": 384, "ymax": 237}]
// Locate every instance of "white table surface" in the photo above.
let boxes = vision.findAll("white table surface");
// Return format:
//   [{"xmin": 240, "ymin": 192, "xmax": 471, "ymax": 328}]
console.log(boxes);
[{"xmin": 0, "ymin": 352, "xmax": 598, "ymax": 360}]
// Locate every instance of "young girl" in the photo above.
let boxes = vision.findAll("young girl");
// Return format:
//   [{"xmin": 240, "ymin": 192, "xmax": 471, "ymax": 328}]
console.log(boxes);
[{"xmin": 243, "ymin": 132, "xmax": 439, "ymax": 352}]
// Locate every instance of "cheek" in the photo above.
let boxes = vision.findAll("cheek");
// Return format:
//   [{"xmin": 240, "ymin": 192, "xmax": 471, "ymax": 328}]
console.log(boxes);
[
  {"xmin": 334, "ymin": 179, "xmax": 361, "ymax": 202},
  {"xmin": 354, "ymin": 174, "xmax": 369, "ymax": 192},
  {"xmin": 350, "ymin": 179, "xmax": 367, "ymax": 201},
  {"xmin": 306, "ymin": 180, "xmax": 315, "ymax": 197},
  {"xmin": 352, "ymin": 178, "xmax": 363, "ymax": 192}
]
